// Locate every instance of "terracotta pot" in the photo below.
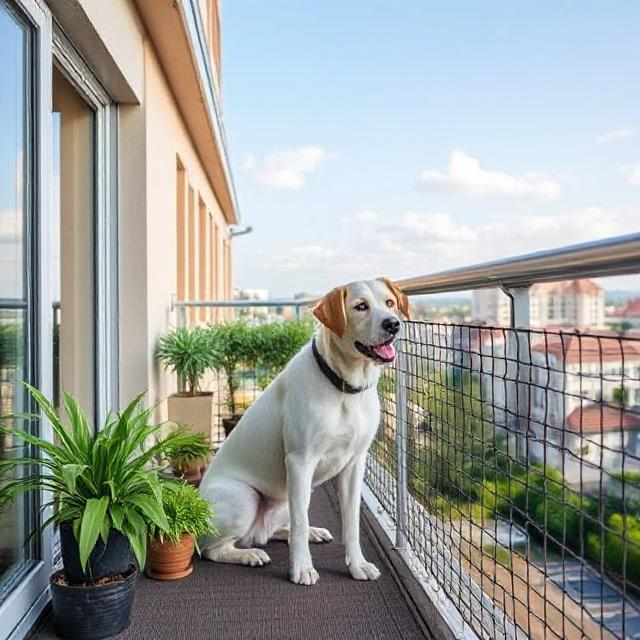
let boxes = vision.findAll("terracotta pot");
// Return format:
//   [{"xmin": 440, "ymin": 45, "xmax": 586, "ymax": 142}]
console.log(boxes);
[
  {"xmin": 222, "ymin": 415, "xmax": 241, "ymax": 437},
  {"xmin": 167, "ymin": 393, "xmax": 214, "ymax": 440},
  {"xmin": 146, "ymin": 534, "xmax": 195, "ymax": 581}
]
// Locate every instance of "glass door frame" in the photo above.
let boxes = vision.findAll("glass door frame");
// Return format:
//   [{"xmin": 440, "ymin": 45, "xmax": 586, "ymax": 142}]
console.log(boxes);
[
  {"xmin": 1, "ymin": 4, "xmax": 118, "ymax": 638},
  {"xmin": 52, "ymin": 23, "xmax": 119, "ymax": 424},
  {"xmin": 0, "ymin": 0, "xmax": 53, "ymax": 635}
]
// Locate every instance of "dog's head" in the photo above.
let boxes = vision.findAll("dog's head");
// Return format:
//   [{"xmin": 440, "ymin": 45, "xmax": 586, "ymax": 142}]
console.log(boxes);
[{"xmin": 312, "ymin": 278, "xmax": 410, "ymax": 364}]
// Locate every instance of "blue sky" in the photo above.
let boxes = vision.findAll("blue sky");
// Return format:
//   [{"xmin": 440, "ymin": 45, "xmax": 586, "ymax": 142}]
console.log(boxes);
[{"xmin": 222, "ymin": 1, "xmax": 640, "ymax": 297}]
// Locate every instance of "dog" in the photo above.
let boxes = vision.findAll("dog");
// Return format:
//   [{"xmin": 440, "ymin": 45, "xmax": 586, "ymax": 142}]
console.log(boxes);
[{"xmin": 199, "ymin": 278, "xmax": 409, "ymax": 585}]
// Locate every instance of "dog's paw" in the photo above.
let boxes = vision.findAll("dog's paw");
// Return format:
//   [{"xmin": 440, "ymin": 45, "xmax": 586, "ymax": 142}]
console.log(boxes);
[
  {"xmin": 309, "ymin": 527, "xmax": 333, "ymax": 543},
  {"xmin": 235, "ymin": 548, "xmax": 271, "ymax": 567},
  {"xmin": 290, "ymin": 565, "xmax": 319, "ymax": 585},
  {"xmin": 348, "ymin": 560, "xmax": 381, "ymax": 581}
]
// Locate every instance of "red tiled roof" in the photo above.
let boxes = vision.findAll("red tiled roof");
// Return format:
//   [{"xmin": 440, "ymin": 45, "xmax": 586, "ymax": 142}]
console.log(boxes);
[
  {"xmin": 620, "ymin": 298, "xmax": 640, "ymax": 319},
  {"xmin": 567, "ymin": 404, "xmax": 640, "ymax": 433},
  {"xmin": 532, "ymin": 332, "xmax": 640, "ymax": 363},
  {"xmin": 531, "ymin": 279, "xmax": 603, "ymax": 296}
]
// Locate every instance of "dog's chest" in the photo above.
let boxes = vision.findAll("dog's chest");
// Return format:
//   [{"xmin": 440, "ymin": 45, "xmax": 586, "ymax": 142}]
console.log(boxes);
[{"xmin": 312, "ymin": 394, "xmax": 378, "ymax": 484}]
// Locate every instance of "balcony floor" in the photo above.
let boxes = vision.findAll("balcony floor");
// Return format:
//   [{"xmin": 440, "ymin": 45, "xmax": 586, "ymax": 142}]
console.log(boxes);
[{"xmin": 30, "ymin": 484, "xmax": 430, "ymax": 640}]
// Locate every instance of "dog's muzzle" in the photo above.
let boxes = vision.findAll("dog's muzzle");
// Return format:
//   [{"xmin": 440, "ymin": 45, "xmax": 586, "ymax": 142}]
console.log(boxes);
[{"xmin": 354, "ymin": 337, "xmax": 396, "ymax": 363}]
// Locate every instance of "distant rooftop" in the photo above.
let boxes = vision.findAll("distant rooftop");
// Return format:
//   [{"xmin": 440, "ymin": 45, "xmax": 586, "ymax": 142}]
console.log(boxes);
[
  {"xmin": 567, "ymin": 404, "xmax": 640, "ymax": 433},
  {"xmin": 532, "ymin": 332, "xmax": 640, "ymax": 364}
]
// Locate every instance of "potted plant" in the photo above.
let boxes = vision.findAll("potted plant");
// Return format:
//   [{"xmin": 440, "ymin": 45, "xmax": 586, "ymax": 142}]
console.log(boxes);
[
  {"xmin": 146, "ymin": 482, "xmax": 216, "ymax": 580},
  {"xmin": 254, "ymin": 320, "xmax": 314, "ymax": 390},
  {"xmin": 156, "ymin": 326, "xmax": 218, "ymax": 440},
  {"xmin": 207, "ymin": 321, "xmax": 256, "ymax": 436},
  {"xmin": 168, "ymin": 431, "xmax": 212, "ymax": 485},
  {"xmin": 0, "ymin": 385, "xmax": 194, "ymax": 640}
]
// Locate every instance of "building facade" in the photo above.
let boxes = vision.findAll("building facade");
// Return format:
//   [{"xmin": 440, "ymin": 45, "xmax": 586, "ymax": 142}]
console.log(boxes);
[
  {"xmin": 0, "ymin": 0, "xmax": 237, "ymax": 636},
  {"xmin": 472, "ymin": 279, "xmax": 605, "ymax": 329}
]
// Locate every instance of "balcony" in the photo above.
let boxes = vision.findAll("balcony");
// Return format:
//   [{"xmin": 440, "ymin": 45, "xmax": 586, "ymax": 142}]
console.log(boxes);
[{"xmin": 27, "ymin": 233, "xmax": 640, "ymax": 640}]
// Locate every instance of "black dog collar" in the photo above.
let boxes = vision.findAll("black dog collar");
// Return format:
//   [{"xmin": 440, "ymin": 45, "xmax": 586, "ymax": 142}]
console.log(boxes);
[{"xmin": 311, "ymin": 338, "xmax": 371, "ymax": 394}]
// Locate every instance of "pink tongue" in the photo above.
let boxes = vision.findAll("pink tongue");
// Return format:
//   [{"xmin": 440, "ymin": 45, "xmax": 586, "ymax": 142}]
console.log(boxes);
[{"xmin": 372, "ymin": 343, "xmax": 396, "ymax": 360}]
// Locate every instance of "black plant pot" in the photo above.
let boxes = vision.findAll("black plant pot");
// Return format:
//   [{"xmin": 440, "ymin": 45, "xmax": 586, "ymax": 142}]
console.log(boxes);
[
  {"xmin": 50, "ymin": 566, "xmax": 138, "ymax": 640},
  {"xmin": 222, "ymin": 415, "xmax": 241, "ymax": 437},
  {"xmin": 60, "ymin": 521, "xmax": 134, "ymax": 583}
]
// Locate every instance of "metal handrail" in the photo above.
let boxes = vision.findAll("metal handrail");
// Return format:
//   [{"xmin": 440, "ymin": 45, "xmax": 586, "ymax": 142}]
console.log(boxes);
[
  {"xmin": 171, "ymin": 233, "xmax": 640, "ymax": 309},
  {"xmin": 171, "ymin": 298, "xmax": 311, "ymax": 309},
  {"xmin": 395, "ymin": 232, "xmax": 640, "ymax": 295}
]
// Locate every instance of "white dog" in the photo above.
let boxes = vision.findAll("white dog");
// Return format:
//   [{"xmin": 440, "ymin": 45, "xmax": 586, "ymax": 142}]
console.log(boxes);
[{"xmin": 199, "ymin": 278, "xmax": 409, "ymax": 585}]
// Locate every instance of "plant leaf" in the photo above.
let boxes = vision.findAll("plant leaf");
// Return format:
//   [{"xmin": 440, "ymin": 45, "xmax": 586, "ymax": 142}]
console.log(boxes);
[
  {"xmin": 78, "ymin": 496, "xmax": 109, "ymax": 573},
  {"xmin": 126, "ymin": 494, "xmax": 169, "ymax": 532},
  {"xmin": 61, "ymin": 464, "xmax": 88, "ymax": 494},
  {"xmin": 109, "ymin": 503, "xmax": 125, "ymax": 531}
]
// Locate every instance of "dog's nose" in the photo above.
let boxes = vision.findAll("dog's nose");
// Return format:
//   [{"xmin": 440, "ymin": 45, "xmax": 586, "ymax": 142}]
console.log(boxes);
[{"xmin": 381, "ymin": 317, "xmax": 400, "ymax": 335}]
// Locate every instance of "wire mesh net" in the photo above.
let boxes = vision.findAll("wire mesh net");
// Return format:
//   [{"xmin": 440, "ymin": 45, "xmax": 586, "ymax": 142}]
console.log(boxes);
[{"xmin": 368, "ymin": 321, "xmax": 640, "ymax": 640}]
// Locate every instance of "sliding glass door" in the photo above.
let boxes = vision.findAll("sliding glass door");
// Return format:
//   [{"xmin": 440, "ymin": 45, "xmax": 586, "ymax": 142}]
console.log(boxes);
[
  {"xmin": 0, "ymin": 0, "xmax": 36, "ymax": 600},
  {"xmin": 0, "ymin": 0, "xmax": 53, "ymax": 637},
  {"xmin": 0, "ymin": 1, "xmax": 117, "ymax": 636}
]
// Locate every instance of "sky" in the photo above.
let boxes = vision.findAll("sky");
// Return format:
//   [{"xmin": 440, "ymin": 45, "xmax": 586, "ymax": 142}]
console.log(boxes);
[{"xmin": 221, "ymin": 1, "xmax": 640, "ymax": 297}]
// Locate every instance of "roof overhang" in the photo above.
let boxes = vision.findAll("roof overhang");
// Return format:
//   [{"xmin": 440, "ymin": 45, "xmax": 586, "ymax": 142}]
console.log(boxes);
[{"xmin": 133, "ymin": 0, "xmax": 239, "ymax": 224}]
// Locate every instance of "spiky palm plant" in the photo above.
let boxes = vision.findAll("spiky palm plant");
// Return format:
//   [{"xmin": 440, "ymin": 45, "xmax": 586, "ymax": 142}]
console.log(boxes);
[
  {"xmin": 0, "ymin": 384, "xmax": 197, "ymax": 573},
  {"xmin": 155, "ymin": 326, "xmax": 218, "ymax": 396}
]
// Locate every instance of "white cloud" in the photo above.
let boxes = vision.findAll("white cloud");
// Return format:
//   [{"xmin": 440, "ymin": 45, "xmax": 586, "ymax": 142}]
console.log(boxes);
[
  {"xmin": 419, "ymin": 150, "xmax": 562, "ymax": 200},
  {"xmin": 243, "ymin": 146, "xmax": 333, "ymax": 189},
  {"xmin": 595, "ymin": 129, "xmax": 635, "ymax": 143},
  {"xmin": 341, "ymin": 210, "xmax": 380, "ymax": 225},
  {"xmin": 623, "ymin": 164, "xmax": 640, "ymax": 187},
  {"xmin": 269, "ymin": 244, "xmax": 335, "ymax": 270},
  {"xmin": 262, "ymin": 206, "xmax": 637, "ymax": 289}
]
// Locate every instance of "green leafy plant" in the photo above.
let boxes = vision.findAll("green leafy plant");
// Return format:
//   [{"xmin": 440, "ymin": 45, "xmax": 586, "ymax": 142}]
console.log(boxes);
[
  {"xmin": 167, "ymin": 431, "xmax": 212, "ymax": 472},
  {"xmin": 0, "ymin": 385, "xmax": 197, "ymax": 574},
  {"xmin": 254, "ymin": 320, "xmax": 314, "ymax": 389},
  {"xmin": 155, "ymin": 326, "xmax": 218, "ymax": 396},
  {"xmin": 151, "ymin": 482, "xmax": 216, "ymax": 548},
  {"xmin": 207, "ymin": 321, "xmax": 256, "ymax": 417}
]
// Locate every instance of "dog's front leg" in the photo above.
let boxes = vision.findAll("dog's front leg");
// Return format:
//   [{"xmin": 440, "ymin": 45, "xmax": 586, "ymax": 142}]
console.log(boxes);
[
  {"xmin": 286, "ymin": 454, "xmax": 318, "ymax": 585},
  {"xmin": 337, "ymin": 454, "xmax": 381, "ymax": 581}
]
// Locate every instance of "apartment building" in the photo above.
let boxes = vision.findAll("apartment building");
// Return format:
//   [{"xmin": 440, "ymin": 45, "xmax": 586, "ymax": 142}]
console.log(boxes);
[
  {"xmin": 472, "ymin": 279, "xmax": 605, "ymax": 329},
  {"xmin": 0, "ymin": 0, "xmax": 237, "ymax": 636},
  {"xmin": 606, "ymin": 297, "xmax": 640, "ymax": 329},
  {"xmin": 529, "ymin": 333, "xmax": 640, "ymax": 484}
]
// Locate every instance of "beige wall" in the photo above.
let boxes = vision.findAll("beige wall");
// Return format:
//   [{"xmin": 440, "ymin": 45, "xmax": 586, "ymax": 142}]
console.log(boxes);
[
  {"xmin": 46, "ymin": 0, "xmax": 234, "ymax": 414},
  {"xmin": 142, "ymin": 39, "xmax": 231, "ymax": 417}
]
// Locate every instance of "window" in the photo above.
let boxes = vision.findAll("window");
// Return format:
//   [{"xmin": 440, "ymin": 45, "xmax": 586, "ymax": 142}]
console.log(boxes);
[{"xmin": 0, "ymin": 0, "xmax": 36, "ymax": 601}]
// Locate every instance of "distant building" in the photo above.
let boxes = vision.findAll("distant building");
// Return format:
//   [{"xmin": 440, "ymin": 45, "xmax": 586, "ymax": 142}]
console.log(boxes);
[
  {"xmin": 234, "ymin": 288, "xmax": 269, "ymax": 301},
  {"xmin": 529, "ymin": 332, "xmax": 640, "ymax": 484},
  {"xmin": 606, "ymin": 297, "xmax": 640, "ymax": 329},
  {"xmin": 471, "ymin": 289, "xmax": 511, "ymax": 327},
  {"xmin": 529, "ymin": 280, "xmax": 604, "ymax": 329},
  {"xmin": 472, "ymin": 279, "xmax": 604, "ymax": 329}
]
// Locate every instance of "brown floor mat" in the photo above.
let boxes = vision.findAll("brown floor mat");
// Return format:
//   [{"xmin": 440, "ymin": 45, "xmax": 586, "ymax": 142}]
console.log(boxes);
[{"xmin": 30, "ymin": 483, "xmax": 427, "ymax": 640}]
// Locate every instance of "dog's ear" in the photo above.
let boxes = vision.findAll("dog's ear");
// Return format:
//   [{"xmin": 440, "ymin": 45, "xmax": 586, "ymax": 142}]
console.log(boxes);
[
  {"xmin": 313, "ymin": 286, "xmax": 347, "ymax": 337},
  {"xmin": 378, "ymin": 277, "xmax": 411, "ymax": 319}
]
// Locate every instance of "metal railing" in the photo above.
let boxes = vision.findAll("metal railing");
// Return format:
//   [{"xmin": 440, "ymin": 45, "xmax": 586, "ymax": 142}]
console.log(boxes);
[
  {"xmin": 368, "ymin": 232, "xmax": 640, "ymax": 640},
  {"xmin": 172, "ymin": 232, "xmax": 640, "ymax": 639}
]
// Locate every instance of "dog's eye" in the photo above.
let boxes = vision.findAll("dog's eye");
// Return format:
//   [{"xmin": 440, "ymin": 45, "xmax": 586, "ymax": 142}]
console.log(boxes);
[
  {"xmin": 354, "ymin": 302, "xmax": 369, "ymax": 311},
  {"xmin": 386, "ymin": 299, "xmax": 395, "ymax": 308}
]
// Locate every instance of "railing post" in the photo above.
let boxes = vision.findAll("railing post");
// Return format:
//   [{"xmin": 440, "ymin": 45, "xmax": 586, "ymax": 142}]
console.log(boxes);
[
  {"xmin": 504, "ymin": 286, "xmax": 531, "ymax": 464},
  {"xmin": 395, "ymin": 339, "xmax": 409, "ymax": 550}
]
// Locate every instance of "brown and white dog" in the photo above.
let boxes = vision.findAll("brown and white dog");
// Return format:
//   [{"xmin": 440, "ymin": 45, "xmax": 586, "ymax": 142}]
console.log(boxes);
[{"xmin": 199, "ymin": 278, "xmax": 410, "ymax": 585}]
